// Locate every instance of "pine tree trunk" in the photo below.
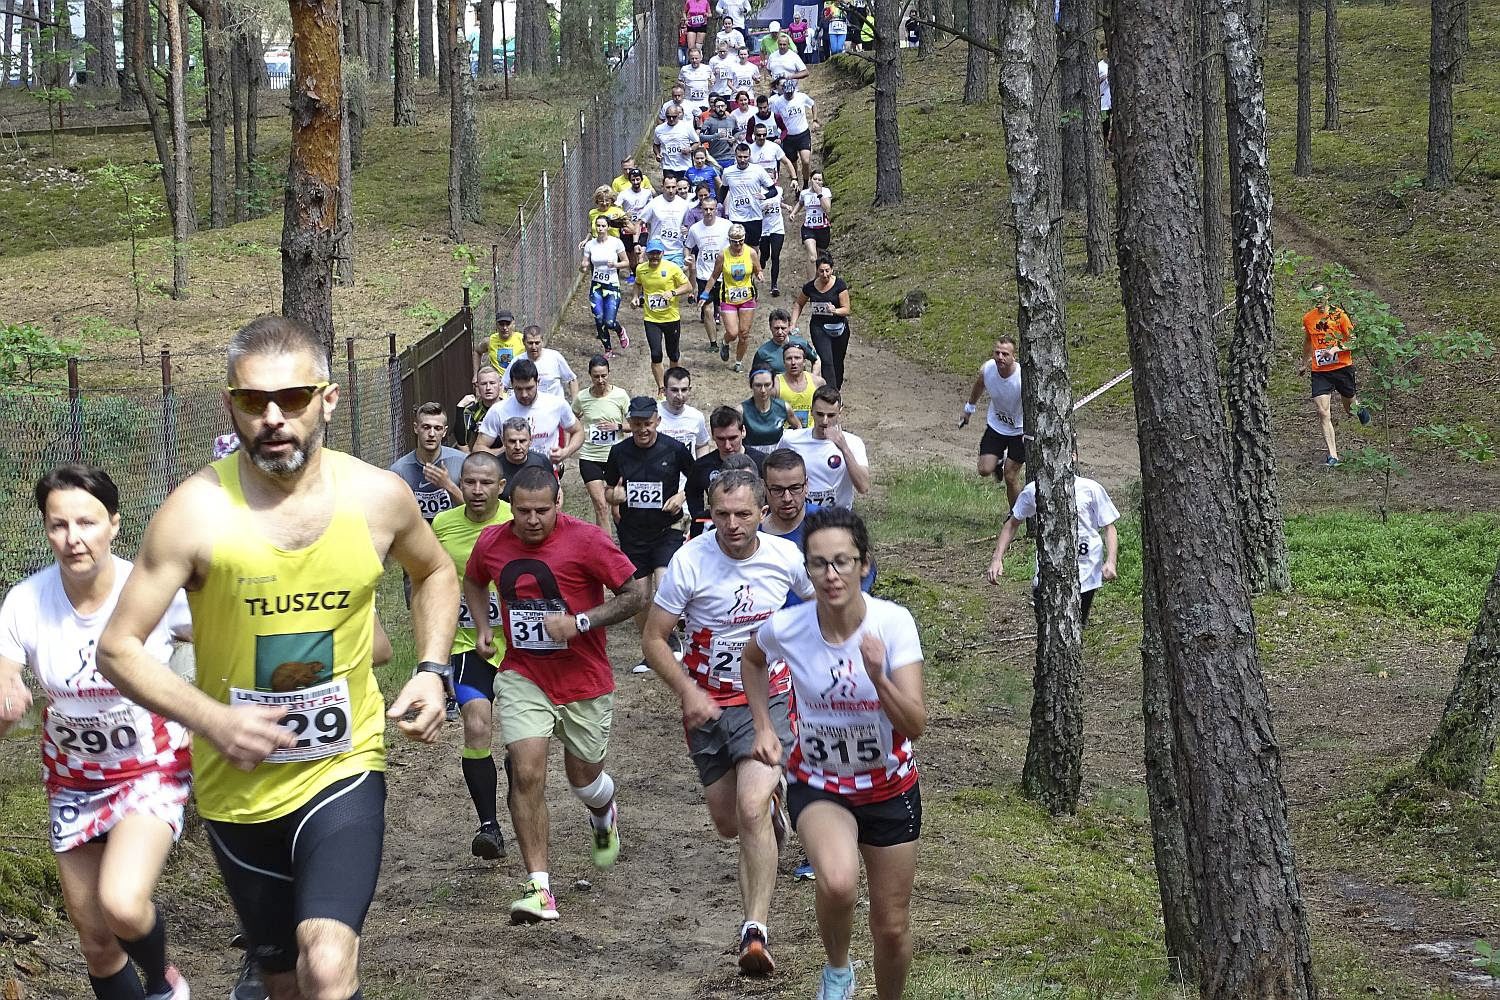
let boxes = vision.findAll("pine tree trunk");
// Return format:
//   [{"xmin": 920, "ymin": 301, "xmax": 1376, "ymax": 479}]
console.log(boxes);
[
  {"xmin": 51, "ymin": 0, "xmax": 73, "ymax": 90},
  {"xmin": 246, "ymin": 27, "xmax": 261, "ymax": 215},
  {"xmin": 205, "ymin": 0, "xmax": 230, "ymax": 228},
  {"xmin": 99, "ymin": 0, "xmax": 116, "ymax": 88},
  {"xmin": 1080, "ymin": 0, "xmax": 1109, "ymax": 275},
  {"xmin": 516, "ymin": 0, "xmax": 549, "ymax": 73},
  {"xmin": 1057, "ymin": 0, "xmax": 1087, "ymax": 209},
  {"xmin": 1221, "ymin": 0, "xmax": 1289, "ymax": 596},
  {"xmin": 1293, "ymin": 0, "xmax": 1311, "ymax": 176},
  {"xmin": 394, "ymin": 0, "xmax": 416, "ymax": 123},
  {"xmin": 1199, "ymin": 0, "xmax": 1225, "ymax": 305},
  {"xmin": 1110, "ymin": 0, "xmax": 1317, "ymax": 994},
  {"xmin": 1424, "ymin": 0, "xmax": 1462, "ymax": 189},
  {"xmin": 1003, "ymin": 0, "xmax": 1083, "ymax": 817},
  {"xmin": 156, "ymin": 6, "xmax": 167, "ymax": 68},
  {"xmin": 165, "ymin": 0, "xmax": 192, "ymax": 294},
  {"xmin": 17, "ymin": 0, "xmax": 30, "ymax": 88},
  {"xmin": 1416, "ymin": 549, "xmax": 1500, "ymax": 793},
  {"xmin": 459, "ymin": 29, "xmax": 479, "ymax": 220},
  {"xmin": 2, "ymin": 1, "xmax": 13, "ymax": 88},
  {"xmin": 1321, "ymin": 0, "xmax": 1338, "ymax": 130},
  {"xmin": 377, "ymin": 0, "xmax": 391, "ymax": 80},
  {"xmin": 448, "ymin": 0, "xmax": 464, "ymax": 240},
  {"xmin": 872, "ymin": 0, "xmax": 902, "ymax": 206},
  {"xmin": 1140, "ymin": 528, "xmax": 1201, "ymax": 984},
  {"xmin": 477, "ymin": 0, "xmax": 493, "ymax": 76},
  {"xmin": 132, "ymin": 0, "xmax": 176, "ymax": 215},
  {"xmin": 231, "ymin": 32, "xmax": 246, "ymax": 221},
  {"xmin": 84, "ymin": 0, "xmax": 103, "ymax": 86},
  {"xmin": 119, "ymin": 0, "xmax": 142, "ymax": 107},
  {"xmin": 418, "ymin": 0, "xmax": 434, "ymax": 75},
  {"xmin": 336, "ymin": 101, "xmax": 354, "ymax": 284},
  {"xmin": 436, "ymin": 0, "xmax": 450, "ymax": 92},
  {"xmin": 962, "ymin": 0, "xmax": 991, "ymax": 103},
  {"xmin": 282, "ymin": 0, "xmax": 343, "ymax": 352}
]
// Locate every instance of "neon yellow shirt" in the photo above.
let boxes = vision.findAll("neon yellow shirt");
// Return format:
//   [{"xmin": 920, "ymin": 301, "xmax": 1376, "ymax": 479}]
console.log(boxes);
[
  {"xmin": 487, "ymin": 331, "xmax": 525, "ymax": 373},
  {"xmin": 636, "ymin": 261, "xmax": 690, "ymax": 323},
  {"xmin": 776, "ymin": 373, "xmax": 816, "ymax": 427},
  {"xmin": 432, "ymin": 502, "xmax": 512, "ymax": 659}
]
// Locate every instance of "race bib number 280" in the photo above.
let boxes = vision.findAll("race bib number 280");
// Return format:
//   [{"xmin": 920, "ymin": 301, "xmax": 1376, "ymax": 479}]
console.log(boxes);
[{"xmin": 231, "ymin": 678, "xmax": 352, "ymax": 764}]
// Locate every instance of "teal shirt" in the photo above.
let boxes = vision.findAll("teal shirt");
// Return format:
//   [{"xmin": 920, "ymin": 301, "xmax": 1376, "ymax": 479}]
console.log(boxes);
[
  {"xmin": 743, "ymin": 397, "xmax": 791, "ymax": 449},
  {"xmin": 751, "ymin": 336, "xmax": 818, "ymax": 376}
]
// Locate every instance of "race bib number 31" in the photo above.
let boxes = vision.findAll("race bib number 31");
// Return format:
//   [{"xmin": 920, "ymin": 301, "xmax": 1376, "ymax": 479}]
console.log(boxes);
[
  {"xmin": 507, "ymin": 599, "xmax": 569, "ymax": 651},
  {"xmin": 231, "ymin": 678, "xmax": 353, "ymax": 764}
]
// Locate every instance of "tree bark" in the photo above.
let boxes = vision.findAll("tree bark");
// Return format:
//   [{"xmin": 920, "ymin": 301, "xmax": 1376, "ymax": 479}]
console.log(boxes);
[
  {"xmin": 18, "ymin": 0, "xmax": 31, "ymax": 88},
  {"xmin": 1293, "ymin": 0, "xmax": 1311, "ymax": 176},
  {"xmin": 165, "ymin": 0, "xmax": 192, "ymax": 295},
  {"xmin": 336, "ymin": 94, "xmax": 354, "ymax": 284},
  {"xmin": 476, "ymin": 0, "xmax": 493, "ymax": 76},
  {"xmin": 962, "ymin": 0, "xmax": 991, "ymax": 103},
  {"xmin": 86, "ymin": 0, "xmax": 115, "ymax": 88},
  {"xmin": 872, "ymin": 0, "xmax": 902, "ymax": 206},
  {"xmin": 133, "ymin": 0, "xmax": 175, "ymax": 214},
  {"xmin": 459, "ymin": 25, "xmax": 479, "ymax": 220},
  {"xmin": 2, "ymin": 0, "xmax": 13, "ymax": 88},
  {"xmin": 1199, "ymin": 0, "xmax": 1225, "ymax": 304},
  {"xmin": 118, "ymin": 0, "xmax": 142, "ymax": 107},
  {"xmin": 1002, "ymin": 0, "xmax": 1082, "ymax": 817},
  {"xmin": 1079, "ymin": 0, "xmax": 1109, "ymax": 275},
  {"xmin": 1058, "ymin": 0, "xmax": 1087, "ymax": 209},
  {"xmin": 418, "ymin": 0, "xmax": 434, "ymax": 75},
  {"xmin": 50, "ymin": 0, "xmax": 73, "ymax": 90},
  {"xmin": 560, "ymin": 0, "xmax": 595, "ymax": 69},
  {"xmin": 1321, "ymin": 0, "xmax": 1338, "ymax": 130},
  {"xmin": 448, "ymin": 0, "xmax": 464, "ymax": 240},
  {"xmin": 377, "ymin": 0, "xmax": 391, "ymax": 80},
  {"xmin": 1424, "ymin": 0, "xmax": 1464, "ymax": 190},
  {"xmin": 231, "ymin": 31, "xmax": 246, "ymax": 221},
  {"xmin": 436, "ymin": 0, "xmax": 450, "ymax": 92},
  {"xmin": 1221, "ymin": 0, "xmax": 1289, "ymax": 596},
  {"xmin": 99, "ymin": 0, "xmax": 116, "ymax": 88},
  {"xmin": 1110, "ymin": 0, "xmax": 1318, "ymax": 994},
  {"xmin": 1416, "ymin": 550, "xmax": 1500, "ymax": 794},
  {"xmin": 245, "ymin": 26, "xmax": 262, "ymax": 215},
  {"xmin": 1140, "ymin": 521, "xmax": 1201, "ymax": 985},
  {"xmin": 516, "ymin": 0, "xmax": 549, "ymax": 73},
  {"xmin": 282, "ymin": 0, "xmax": 343, "ymax": 352},
  {"xmin": 205, "ymin": 0, "xmax": 230, "ymax": 228},
  {"xmin": 394, "ymin": 0, "xmax": 416, "ymax": 123}
]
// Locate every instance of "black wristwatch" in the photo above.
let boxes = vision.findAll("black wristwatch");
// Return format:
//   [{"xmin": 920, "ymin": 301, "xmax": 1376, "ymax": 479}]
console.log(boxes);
[{"xmin": 415, "ymin": 660, "xmax": 457, "ymax": 699}]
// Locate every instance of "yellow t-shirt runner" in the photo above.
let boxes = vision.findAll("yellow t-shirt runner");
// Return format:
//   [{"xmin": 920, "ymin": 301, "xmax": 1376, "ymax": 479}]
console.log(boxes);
[
  {"xmin": 187, "ymin": 451, "xmax": 385, "ymax": 824},
  {"xmin": 573, "ymin": 385, "xmax": 633, "ymax": 463},
  {"xmin": 719, "ymin": 243, "xmax": 755, "ymax": 306},
  {"xmin": 487, "ymin": 330, "xmax": 526, "ymax": 374},
  {"xmin": 637, "ymin": 260, "xmax": 690, "ymax": 324},
  {"xmin": 776, "ymin": 373, "xmax": 816, "ymax": 428},
  {"xmin": 431, "ymin": 503, "xmax": 512, "ymax": 660}
]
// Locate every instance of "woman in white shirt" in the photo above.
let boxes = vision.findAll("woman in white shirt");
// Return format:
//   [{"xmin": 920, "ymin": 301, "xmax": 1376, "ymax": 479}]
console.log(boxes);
[{"xmin": 579, "ymin": 215, "xmax": 631, "ymax": 356}]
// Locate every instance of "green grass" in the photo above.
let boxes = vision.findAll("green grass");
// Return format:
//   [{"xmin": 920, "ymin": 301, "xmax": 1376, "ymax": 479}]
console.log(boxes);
[{"xmin": 0, "ymin": 740, "xmax": 62, "ymax": 925}]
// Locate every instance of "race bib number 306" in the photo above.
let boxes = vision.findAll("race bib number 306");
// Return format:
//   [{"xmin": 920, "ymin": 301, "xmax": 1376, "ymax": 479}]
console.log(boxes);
[{"xmin": 231, "ymin": 678, "xmax": 352, "ymax": 764}]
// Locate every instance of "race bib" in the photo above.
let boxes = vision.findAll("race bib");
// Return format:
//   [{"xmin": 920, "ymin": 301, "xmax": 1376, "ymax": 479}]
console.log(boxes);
[
  {"xmin": 593, "ymin": 265, "xmax": 617, "ymax": 283},
  {"xmin": 688, "ymin": 85, "xmax": 708, "ymax": 101},
  {"xmin": 647, "ymin": 292, "xmax": 671, "ymax": 311},
  {"xmin": 805, "ymin": 207, "xmax": 826, "ymax": 227},
  {"xmin": 799, "ymin": 720, "xmax": 885, "ymax": 776},
  {"xmin": 414, "ymin": 488, "xmax": 453, "ymax": 520},
  {"xmin": 588, "ymin": 425, "xmax": 618, "ymax": 445},
  {"xmin": 809, "ymin": 301, "xmax": 833, "ymax": 315},
  {"xmin": 1314, "ymin": 347, "xmax": 1341, "ymax": 367},
  {"xmin": 506, "ymin": 598, "xmax": 569, "ymax": 651},
  {"xmin": 688, "ymin": 13, "xmax": 706, "ymax": 26},
  {"xmin": 45, "ymin": 706, "xmax": 142, "ymax": 765},
  {"xmin": 231, "ymin": 678, "xmax": 353, "ymax": 764},
  {"xmin": 626, "ymin": 480, "xmax": 665, "ymax": 509},
  {"xmin": 1078, "ymin": 539, "xmax": 1091, "ymax": 559},
  {"xmin": 724, "ymin": 285, "xmax": 753, "ymax": 303},
  {"xmin": 807, "ymin": 487, "xmax": 836, "ymax": 507},
  {"xmin": 831, "ymin": 18, "xmax": 847, "ymax": 31},
  {"xmin": 659, "ymin": 226, "xmax": 682, "ymax": 242},
  {"xmin": 734, "ymin": 194, "xmax": 753, "ymax": 212},
  {"xmin": 709, "ymin": 637, "xmax": 746, "ymax": 683},
  {"xmin": 458, "ymin": 590, "xmax": 502, "ymax": 629}
]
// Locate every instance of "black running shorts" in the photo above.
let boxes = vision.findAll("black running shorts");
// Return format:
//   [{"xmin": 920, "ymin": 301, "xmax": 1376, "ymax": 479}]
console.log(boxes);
[
  {"xmin": 979, "ymin": 426, "xmax": 1026, "ymax": 465},
  {"xmin": 788, "ymin": 779, "xmax": 922, "ymax": 848},
  {"xmin": 1310, "ymin": 366, "xmax": 1356, "ymax": 399}
]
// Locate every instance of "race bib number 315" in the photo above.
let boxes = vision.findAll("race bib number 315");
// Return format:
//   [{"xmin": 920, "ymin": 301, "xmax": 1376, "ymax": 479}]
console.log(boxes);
[
  {"xmin": 231, "ymin": 678, "xmax": 353, "ymax": 764},
  {"xmin": 799, "ymin": 721, "xmax": 885, "ymax": 776}
]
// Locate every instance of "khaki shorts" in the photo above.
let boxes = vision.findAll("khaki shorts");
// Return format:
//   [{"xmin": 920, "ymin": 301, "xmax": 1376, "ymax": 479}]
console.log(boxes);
[{"xmin": 495, "ymin": 670, "xmax": 614, "ymax": 763}]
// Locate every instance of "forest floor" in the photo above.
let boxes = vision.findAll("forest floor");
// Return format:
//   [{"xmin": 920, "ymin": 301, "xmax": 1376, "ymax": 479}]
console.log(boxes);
[{"xmin": 4, "ymin": 6, "xmax": 1500, "ymax": 999}]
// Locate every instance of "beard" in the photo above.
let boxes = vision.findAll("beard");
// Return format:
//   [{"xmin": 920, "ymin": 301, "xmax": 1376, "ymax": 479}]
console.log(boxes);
[{"xmin": 244, "ymin": 416, "xmax": 326, "ymax": 476}]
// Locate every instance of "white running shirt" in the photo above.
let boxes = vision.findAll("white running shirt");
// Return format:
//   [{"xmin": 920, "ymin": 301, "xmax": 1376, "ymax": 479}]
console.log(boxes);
[
  {"xmin": 709, "ymin": 54, "xmax": 738, "ymax": 95},
  {"xmin": 678, "ymin": 64, "xmax": 714, "ymax": 111},
  {"xmin": 721, "ymin": 163, "xmax": 773, "ymax": 222},
  {"xmin": 749, "ymin": 139, "xmax": 786, "ymax": 177},
  {"xmin": 479, "ymin": 392, "xmax": 579, "ymax": 456},
  {"xmin": 780, "ymin": 427, "xmax": 868, "ymax": 510},
  {"xmin": 654, "ymin": 119, "xmax": 700, "ymax": 172},
  {"xmin": 658, "ymin": 404, "xmax": 711, "ymax": 454},
  {"xmin": 0, "ymin": 557, "xmax": 191, "ymax": 791},
  {"xmin": 502, "ymin": 348, "xmax": 576, "ymax": 398},
  {"xmin": 615, "ymin": 185, "xmax": 653, "ymax": 229},
  {"xmin": 761, "ymin": 192, "xmax": 786, "ymax": 236},
  {"xmin": 654, "ymin": 532, "xmax": 812, "ymax": 702},
  {"xmin": 1010, "ymin": 476, "xmax": 1121, "ymax": 592},
  {"xmin": 753, "ymin": 596, "xmax": 923, "ymax": 803},
  {"xmin": 586, "ymin": 236, "xmax": 627, "ymax": 288},
  {"xmin": 765, "ymin": 49, "xmax": 807, "ymax": 82},
  {"xmin": 686, "ymin": 217, "xmax": 732, "ymax": 281},
  {"xmin": 981, "ymin": 358, "xmax": 1025, "ymax": 436},
  {"xmin": 640, "ymin": 194, "xmax": 693, "ymax": 255},
  {"xmin": 770, "ymin": 92, "xmax": 815, "ymax": 136},
  {"xmin": 800, "ymin": 187, "xmax": 832, "ymax": 228}
]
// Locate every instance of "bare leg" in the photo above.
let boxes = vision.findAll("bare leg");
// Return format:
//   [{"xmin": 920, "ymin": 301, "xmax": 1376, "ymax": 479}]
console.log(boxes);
[
  {"xmin": 1313, "ymin": 393, "xmax": 1337, "ymax": 458},
  {"xmin": 976, "ymin": 453, "xmax": 998, "ymax": 479},
  {"xmin": 584, "ymin": 479, "xmax": 611, "ymax": 529},
  {"xmin": 55, "ymin": 843, "xmax": 129, "ymax": 979},
  {"xmin": 1002, "ymin": 457, "xmax": 1024, "ymax": 510},
  {"xmin": 861, "ymin": 840, "xmax": 919, "ymax": 1000},
  {"xmin": 702, "ymin": 769, "xmax": 740, "ymax": 839},
  {"xmin": 735, "ymin": 308, "xmax": 755, "ymax": 361},
  {"xmin": 563, "ymin": 750, "xmax": 612, "ymax": 821},
  {"xmin": 296, "ymin": 917, "xmax": 360, "ymax": 1000},
  {"xmin": 506, "ymin": 737, "xmax": 552, "ymax": 874},
  {"xmin": 797, "ymin": 802, "xmax": 861, "ymax": 968},
  {"xmin": 733, "ymin": 757, "xmax": 782, "ymax": 925}
]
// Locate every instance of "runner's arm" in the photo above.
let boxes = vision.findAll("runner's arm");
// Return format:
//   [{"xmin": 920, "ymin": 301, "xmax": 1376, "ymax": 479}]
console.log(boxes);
[
  {"xmin": 833, "ymin": 287, "xmax": 851, "ymax": 317},
  {"xmin": 1101, "ymin": 522, "xmax": 1119, "ymax": 581},
  {"xmin": 986, "ymin": 515, "xmax": 1024, "ymax": 584},
  {"xmin": 557, "ymin": 421, "xmax": 586, "ymax": 460},
  {"xmin": 641, "ymin": 604, "xmax": 719, "ymax": 726},
  {"xmin": 0, "ymin": 655, "xmax": 30, "ymax": 737},
  {"xmin": 788, "ymin": 291, "xmax": 808, "ymax": 328},
  {"xmin": 863, "ymin": 637, "xmax": 926, "ymax": 740}
]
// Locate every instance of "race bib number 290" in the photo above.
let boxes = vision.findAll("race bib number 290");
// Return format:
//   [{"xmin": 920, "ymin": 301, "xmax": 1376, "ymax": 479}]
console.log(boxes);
[
  {"xmin": 231, "ymin": 678, "xmax": 352, "ymax": 764},
  {"xmin": 45, "ymin": 706, "xmax": 141, "ymax": 765}
]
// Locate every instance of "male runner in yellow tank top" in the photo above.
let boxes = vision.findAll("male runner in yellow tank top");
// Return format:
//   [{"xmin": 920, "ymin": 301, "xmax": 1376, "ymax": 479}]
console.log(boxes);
[{"xmin": 99, "ymin": 315, "xmax": 460, "ymax": 1000}]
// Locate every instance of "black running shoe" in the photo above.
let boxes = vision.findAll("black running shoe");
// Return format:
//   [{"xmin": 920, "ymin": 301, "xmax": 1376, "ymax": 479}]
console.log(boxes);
[{"xmin": 471, "ymin": 822, "xmax": 507, "ymax": 860}]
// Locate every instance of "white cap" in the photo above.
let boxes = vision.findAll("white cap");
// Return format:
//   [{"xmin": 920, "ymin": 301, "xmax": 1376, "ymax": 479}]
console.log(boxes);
[{"xmin": 768, "ymin": 19, "xmax": 780, "ymax": 30}]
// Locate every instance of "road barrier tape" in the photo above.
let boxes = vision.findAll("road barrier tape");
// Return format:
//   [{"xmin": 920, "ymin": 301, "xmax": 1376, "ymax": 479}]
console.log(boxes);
[{"xmin": 1072, "ymin": 368, "xmax": 1134, "ymax": 412}]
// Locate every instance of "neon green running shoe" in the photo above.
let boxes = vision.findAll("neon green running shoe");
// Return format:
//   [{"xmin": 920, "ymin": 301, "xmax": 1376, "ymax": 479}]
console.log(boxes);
[
  {"xmin": 591, "ymin": 802, "xmax": 621, "ymax": 870},
  {"xmin": 508, "ymin": 879, "xmax": 559, "ymax": 924}
]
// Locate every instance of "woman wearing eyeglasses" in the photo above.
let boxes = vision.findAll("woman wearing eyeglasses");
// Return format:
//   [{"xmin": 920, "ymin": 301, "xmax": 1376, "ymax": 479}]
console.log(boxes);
[
  {"xmin": 0, "ymin": 465, "xmax": 194, "ymax": 1000},
  {"xmin": 741, "ymin": 368, "xmax": 799, "ymax": 454},
  {"xmin": 741, "ymin": 507, "xmax": 925, "ymax": 1000},
  {"xmin": 705, "ymin": 222, "xmax": 762, "ymax": 372}
]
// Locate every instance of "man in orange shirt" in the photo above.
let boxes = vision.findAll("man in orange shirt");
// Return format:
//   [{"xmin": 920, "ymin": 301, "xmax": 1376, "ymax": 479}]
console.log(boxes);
[{"xmin": 1298, "ymin": 284, "xmax": 1370, "ymax": 467}]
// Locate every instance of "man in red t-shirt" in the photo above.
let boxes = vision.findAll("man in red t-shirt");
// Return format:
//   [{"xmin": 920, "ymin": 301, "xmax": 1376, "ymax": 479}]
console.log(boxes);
[
  {"xmin": 1298, "ymin": 283, "xmax": 1370, "ymax": 467},
  {"xmin": 465, "ymin": 466, "xmax": 644, "ymax": 924}
]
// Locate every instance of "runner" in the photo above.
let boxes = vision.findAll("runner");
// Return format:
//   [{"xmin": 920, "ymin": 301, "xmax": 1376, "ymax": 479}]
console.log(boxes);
[
  {"xmin": 603, "ymin": 396, "xmax": 697, "ymax": 673},
  {"xmin": 780, "ymin": 386, "xmax": 870, "ymax": 509},
  {"xmin": 743, "ymin": 507, "xmax": 926, "ymax": 1000},
  {"xmin": 774, "ymin": 342, "xmax": 823, "ymax": 427},
  {"xmin": 760, "ymin": 446, "xmax": 877, "ymax": 593},
  {"xmin": 466, "ymin": 466, "xmax": 646, "ymax": 922},
  {"xmin": 639, "ymin": 175, "xmax": 694, "ymax": 271},
  {"xmin": 678, "ymin": 46, "xmax": 714, "ymax": 116},
  {"xmin": 700, "ymin": 95, "xmax": 739, "ymax": 168},
  {"xmin": 730, "ymin": 46, "xmax": 760, "ymax": 101},
  {"xmin": 641, "ymin": 470, "xmax": 815, "ymax": 977},
  {"xmin": 715, "ymin": 13, "xmax": 746, "ymax": 51},
  {"xmin": 580, "ymin": 215, "xmax": 631, "ymax": 356},
  {"xmin": 0, "ymin": 465, "xmax": 193, "ymax": 1000},
  {"xmin": 686, "ymin": 197, "xmax": 733, "ymax": 352},
  {"xmin": 986, "ymin": 447, "xmax": 1120, "ymax": 628},
  {"xmin": 683, "ymin": 0, "xmax": 711, "ymax": 60},
  {"xmin": 752, "ymin": 308, "xmax": 820, "ymax": 376},
  {"xmin": 686, "ymin": 406, "xmax": 767, "ymax": 535},
  {"xmin": 97, "ymin": 315, "xmax": 461, "ymax": 1000},
  {"xmin": 789, "ymin": 253, "xmax": 852, "ymax": 391},
  {"xmin": 658, "ymin": 82, "xmax": 691, "ymax": 124},
  {"xmin": 493, "ymin": 418, "xmax": 560, "ymax": 502},
  {"xmin": 634, "ymin": 238, "xmax": 695, "ymax": 396},
  {"xmin": 765, "ymin": 31, "xmax": 808, "ymax": 83},
  {"xmin": 477, "ymin": 308, "xmax": 524, "ymax": 376},
  {"xmin": 572, "ymin": 354, "xmax": 633, "ymax": 528},
  {"xmin": 684, "ymin": 147, "xmax": 725, "ymax": 203},
  {"xmin": 502, "ymin": 327, "xmax": 579, "ymax": 400},
  {"xmin": 758, "ymin": 184, "xmax": 791, "ymax": 298},
  {"xmin": 749, "ymin": 121, "xmax": 796, "ymax": 190},
  {"xmin": 793, "ymin": 171, "xmax": 833, "ymax": 282},
  {"xmin": 611, "ymin": 155, "xmax": 654, "ymax": 194},
  {"xmin": 826, "ymin": 2, "xmax": 848, "ymax": 55},
  {"xmin": 730, "ymin": 89, "xmax": 758, "ymax": 141},
  {"xmin": 717, "ymin": 0, "xmax": 750, "ymax": 29},
  {"xmin": 431, "ymin": 451, "xmax": 513, "ymax": 860},
  {"xmin": 1299, "ymin": 283, "xmax": 1370, "ymax": 466},
  {"xmin": 742, "ymin": 368, "xmax": 799, "ymax": 454},
  {"xmin": 769, "ymin": 78, "xmax": 817, "ymax": 189},
  {"xmin": 586, "ymin": 185, "xmax": 629, "ymax": 243},
  {"xmin": 707, "ymin": 221, "xmax": 764, "ymax": 371},
  {"xmin": 659, "ymin": 366, "xmax": 714, "ymax": 457},
  {"xmin": 477, "ymin": 358, "xmax": 584, "ymax": 464},
  {"xmin": 456, "ymin": 366, "xmax": 504, "ymax": 451},
  {"xmin": 958, "ymin": 336, "xmax": 1026, "ymax": 509},
  {"xmin": 721, "ymin": 141, "xmax": 776, "ymax": 251},
  {"xmin": 653, "ymin": 105, "xmax": 701, "ymax": 183},
  {"xmin": 751, "ymin": 93, "xmax": 786, "ymax": 142},
  {"xmin": 615, "ymin": 168, "xmax": 656, "ymax": 285},
  {"xmin": 389, "ymin": 401, "xmax": 466, "ymax": 522},
  {"xmin": 708, "ymin": 39, "xmax": 738, "ymax": 100}
]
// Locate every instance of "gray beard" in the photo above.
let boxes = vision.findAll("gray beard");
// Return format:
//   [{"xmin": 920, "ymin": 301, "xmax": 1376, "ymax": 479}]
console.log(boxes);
[{"xmin": 249, "ymin": 418, "xmax": 326, "ymax": 476}]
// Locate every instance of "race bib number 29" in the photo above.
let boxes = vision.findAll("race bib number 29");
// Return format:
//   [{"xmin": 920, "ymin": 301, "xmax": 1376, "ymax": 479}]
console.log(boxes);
[{"xmin": 231, "ymin": 678, "xmax": 352, "ymax": 764}]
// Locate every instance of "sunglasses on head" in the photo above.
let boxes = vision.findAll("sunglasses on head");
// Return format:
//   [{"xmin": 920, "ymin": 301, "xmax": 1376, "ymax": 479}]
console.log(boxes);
[{"xmin": 226, "ymin": 382, "xmax": 330, "ymax": 416}]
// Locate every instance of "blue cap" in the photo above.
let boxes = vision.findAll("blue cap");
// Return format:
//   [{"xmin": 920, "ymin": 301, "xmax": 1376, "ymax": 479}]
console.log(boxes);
[{"xmin": 645, "ymin": 238, "xmax": 666, "ymax": 253}]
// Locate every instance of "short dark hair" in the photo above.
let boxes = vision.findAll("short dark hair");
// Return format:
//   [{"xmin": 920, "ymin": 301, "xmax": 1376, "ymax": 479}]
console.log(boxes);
[
  {"xmin": 762, "ymin": 447, "xmax": 805, "ymax": 475},
  {"xmin": 709, "ymin": 405, "xmax": 744, "ymax": 431},
  {"xmin": 508, "ymin": 358, "xmax": 539, "ymax": 384},
  {"xmin": 996, "ymin": 335, "xmax": 1016, "ymax": 349},
  {"xmin": 812, "ymin": 385, "xmax": 842, "ymax": 408},
  {"xmin": 802, "ymin": 506, "xmax": 871, "ymax": 562},
  {"xmin": 768, "ymin": 308, "xmax": 792, "ymax": 326},
  {"xmin": 709, "ymin": 468, "xmax": 765, "ymax": 508},
  {"xmin": 227, "ymin": 315, "xmax": 328, "ymax": 383},
  {"xmin": 665, "ymin": 366, "xmax": 692, "ymax": 386},
  {"xmin": 522, "ymin": 324, "xmax": 543, "ymax": 339},
  {"xmin": 781, "ymin": 341, "xmax": 806, "ymax": 357},
  {"xmin": 461, "ymin": 451, "xmax": 502, "ymax": 476},
  {"xmin": 815, "ymin": 252, "xmax": 835, "ymax": 269},
  {"xmin": 414, "ymin": 401, "xmax": 446, "ymax": 420},
  {"xmin": 35, "ymin": 464, "xmax": 120, "ymax": 516},
  {"xmin": 510, "ymin": 465, "xmax": 559, "ymax": 500},
  {"xmin": 588, "ymin": 353, "xmax": 610, "ymax": 371}
]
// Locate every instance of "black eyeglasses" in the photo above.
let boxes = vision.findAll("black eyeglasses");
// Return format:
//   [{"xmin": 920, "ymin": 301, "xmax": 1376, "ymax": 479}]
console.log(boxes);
[{"xmin": 226, "ymin": 383, "xmax": 330, "ymax": 416}]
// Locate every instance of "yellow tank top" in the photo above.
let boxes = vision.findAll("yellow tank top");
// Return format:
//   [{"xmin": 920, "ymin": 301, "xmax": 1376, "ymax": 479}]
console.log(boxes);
[
  {"xmin": 776, "ymin": 374, "xmax": 815, "ymax": 427},
  {"xmin": 188, "ymin": 451, "xmax": 386, "ymax": 823},
  {"xmin": 720, "ymin": 245, "xmax": 755, "ymax": 305}
]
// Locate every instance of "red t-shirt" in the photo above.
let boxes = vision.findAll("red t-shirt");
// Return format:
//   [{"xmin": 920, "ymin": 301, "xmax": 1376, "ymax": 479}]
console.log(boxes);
[{"xmin": 465, "ymin": 514, "xmax": 636, "ymax": 705}]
